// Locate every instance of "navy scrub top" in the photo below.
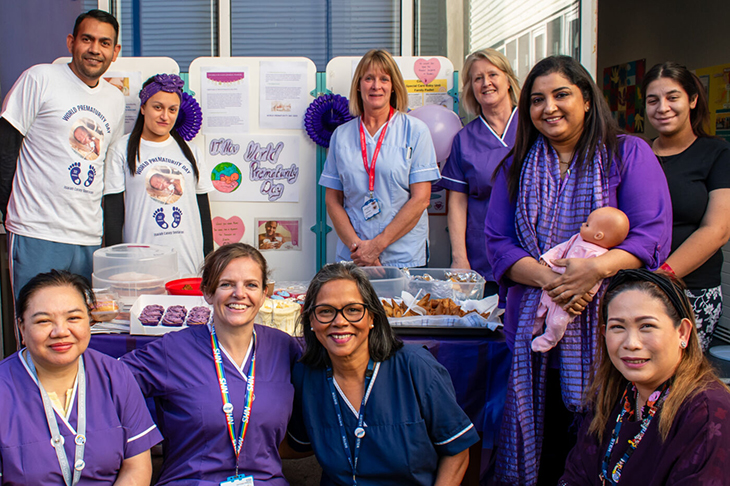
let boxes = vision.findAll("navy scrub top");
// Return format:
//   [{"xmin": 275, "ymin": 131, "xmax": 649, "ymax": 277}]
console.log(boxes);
[{"xmin": 288, "ymin": 344, "xmax": 480, "ymax": 485}]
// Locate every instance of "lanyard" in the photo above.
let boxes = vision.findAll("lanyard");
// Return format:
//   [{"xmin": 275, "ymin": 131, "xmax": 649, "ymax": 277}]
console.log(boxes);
[
  {"xmin": 359, "ymin": 107, "xmax": 394, "ymax": 195},
  {"xmin": 326, "ymin": 359, "xmax": 376, "ymax": 486},
  {"xmin": 600, "ymin": 383, "xmax": 670, "ymax": 485},
  {"xmin": 210, "ymin": 325, "xmax": 256, "ymax": 476},
  {"xmin": 21, "ymin": 350, "xmax": 87, "ymax": 486}
]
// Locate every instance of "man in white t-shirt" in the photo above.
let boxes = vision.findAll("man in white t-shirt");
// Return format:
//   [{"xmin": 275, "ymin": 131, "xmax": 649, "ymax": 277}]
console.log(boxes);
[{"xmin": 0, "ymin": 9, "xmax": 123, "ymax": 302}]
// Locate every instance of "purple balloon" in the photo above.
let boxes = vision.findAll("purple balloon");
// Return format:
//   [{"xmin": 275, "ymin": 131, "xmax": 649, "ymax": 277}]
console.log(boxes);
[{"xmin": 408, "ymin": 104, "xmax": 463, "ymax": 161}]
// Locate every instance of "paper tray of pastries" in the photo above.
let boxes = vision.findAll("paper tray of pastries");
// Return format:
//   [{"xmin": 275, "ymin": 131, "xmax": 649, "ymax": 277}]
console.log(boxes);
[{"xmin": 381, "ymin": 291, "xmax": 503, "ymax": 335}]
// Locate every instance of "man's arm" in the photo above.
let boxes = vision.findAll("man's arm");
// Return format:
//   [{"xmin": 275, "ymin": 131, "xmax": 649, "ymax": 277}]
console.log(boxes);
[{"xmin": 0, "ymin": 118, "xmax": 23, "ymax": 223}]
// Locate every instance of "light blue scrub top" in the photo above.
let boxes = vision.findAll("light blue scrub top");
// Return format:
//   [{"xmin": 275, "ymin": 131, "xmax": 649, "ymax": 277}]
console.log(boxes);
[{"xmin": 319, "ymin": 112, "xmax": 440, "ymax": 267}]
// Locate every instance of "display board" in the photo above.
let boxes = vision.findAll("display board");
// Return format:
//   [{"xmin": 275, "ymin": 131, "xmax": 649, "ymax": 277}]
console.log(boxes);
[
  {"xmin": 188, "ymin": 57, "xmax": 318, "ymax": 282},
  {"xmin": 53, "ymin": 57, "xmax": 180, "ymax": 134},
  {"xmin": 323, "ymin": 56, "xmax": 455, "ymax": 265}
]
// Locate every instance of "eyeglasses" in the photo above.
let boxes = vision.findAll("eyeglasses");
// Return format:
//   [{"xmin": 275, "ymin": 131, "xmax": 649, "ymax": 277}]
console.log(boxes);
[{"xmin": 312, "ymin": 303, "xmax": 367, "ymax": 324}]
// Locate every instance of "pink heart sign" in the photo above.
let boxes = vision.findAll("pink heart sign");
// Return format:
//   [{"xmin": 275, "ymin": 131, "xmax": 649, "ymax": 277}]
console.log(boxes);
[
  {"xmin": 414, "ymin": 58, "xmax": 441, "ymax": 86},
  {"xmin": 213, "ymin": 216, "xmax": 245, "ymax": 246}
]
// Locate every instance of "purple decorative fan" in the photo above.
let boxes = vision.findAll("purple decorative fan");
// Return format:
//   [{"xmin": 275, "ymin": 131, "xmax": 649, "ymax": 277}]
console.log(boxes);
[
  {"xmin": 304, "ymin": 94, "xmax": 353, "ymax": 148},
  {"xmin": 174, "ymin": 92, "xmax": 203, "ymax": 141}
]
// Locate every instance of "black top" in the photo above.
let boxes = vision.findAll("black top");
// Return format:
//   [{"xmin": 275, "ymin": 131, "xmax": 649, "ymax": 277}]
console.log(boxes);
[{"xmin": 659, "ymin": 137, "xmax": 730, "ymax": 288}]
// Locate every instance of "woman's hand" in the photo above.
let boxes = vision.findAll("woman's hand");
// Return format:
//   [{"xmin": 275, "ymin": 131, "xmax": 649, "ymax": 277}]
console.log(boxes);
[
  {"xmin": 350, "ymin": 239, "xmax": 384, "ymax": 266},
  {"xmin": 544, "ymin": 258, "xmax": 604, "ymax": 308}
]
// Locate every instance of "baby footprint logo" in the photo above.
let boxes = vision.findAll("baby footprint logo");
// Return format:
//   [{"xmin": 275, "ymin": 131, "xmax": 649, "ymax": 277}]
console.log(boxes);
[
  {"xmin": 84, "ymin": 165, "xmax": 96, "ymax": 187},
  {"xmin": 153, "ymin": 208, "xmax": 168, "ymax": 229},
  {"xmin": 171, "ymin": 207, "xmax": 183, "ymax": 228},
  {"xmin": 68, "ymin": 162, "xmax": 82, "ymax": 185}
]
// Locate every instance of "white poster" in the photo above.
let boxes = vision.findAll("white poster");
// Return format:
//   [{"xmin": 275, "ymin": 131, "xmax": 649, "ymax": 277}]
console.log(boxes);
[
  {"xmin": 103, "ymin": 71, "xmax": 142, "ymax": 133},
  {"xmin": 259, "ymin": 61, "xmax": 308, "ymax": 129},
  {"xmin": 200, "ymin": 67, "xmax": 249, "ymax": 133},
  {"xmin": 207, "ymin": 134, "xmax": 300, "ymax": 202}
]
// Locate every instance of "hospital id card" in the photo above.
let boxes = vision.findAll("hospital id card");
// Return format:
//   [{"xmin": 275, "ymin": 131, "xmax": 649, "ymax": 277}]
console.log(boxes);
[
  {"xmin": 221, "ymin": 474, "xmax": 254, "ymax": 486},
  {"xmin": 362, "ymin": 198, "xmax": 381, "ymax": 220}
]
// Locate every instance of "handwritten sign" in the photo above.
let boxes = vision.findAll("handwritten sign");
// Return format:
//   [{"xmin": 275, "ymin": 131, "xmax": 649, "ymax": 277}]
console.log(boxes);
[
  {"xmin": 212, "ymin": 216, "xmax": 245, "ymax": 246},
  {"xmin": 207, "ymin": 134, "xmax": 300, "ymax": 202},
  {"xmin": 414, "ymin": 58, "xmax": 441, "ymax": 86}
]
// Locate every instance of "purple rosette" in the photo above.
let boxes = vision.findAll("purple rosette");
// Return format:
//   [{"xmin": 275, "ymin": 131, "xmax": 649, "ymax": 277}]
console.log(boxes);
[
  {"xmin": 304, "ymin": 94, "xmax": 353, "ymax": 148},
  {"xmin": 174, "ymin": 92, "xmax": 203, "ymax": 141}
]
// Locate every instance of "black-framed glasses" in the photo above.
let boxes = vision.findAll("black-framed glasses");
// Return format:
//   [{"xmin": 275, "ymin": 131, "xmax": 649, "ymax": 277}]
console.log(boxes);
[{"xmin": 312, "ymin": 303, "xmax": 367, "ymax": 324}]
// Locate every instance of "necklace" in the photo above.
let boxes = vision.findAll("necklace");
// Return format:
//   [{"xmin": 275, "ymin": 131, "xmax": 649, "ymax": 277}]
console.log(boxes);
[{"xmin": 599, "ymin": 382, "xmax": 670, "ymax": 484}]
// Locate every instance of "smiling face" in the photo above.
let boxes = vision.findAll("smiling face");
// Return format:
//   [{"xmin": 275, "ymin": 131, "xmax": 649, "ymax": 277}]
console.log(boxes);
[
  {"xmin": 66, "ymin": 18, "xmax": 120, "ymax": 86},
  {"xmin": 645, "ymin": 77, "xmax": 697, "ymax": 139},
  {"xmin": 604, "ymin": 289, "xmax": 691, "ymax": 401},
  {"xmin": 529, "ymin": 72, "xmax": 589, "ymax": 152},
  {"xmin": 140, "ymin": 90, "xmax": 180, "ymax": 142},
  {"xmin": 19, "ymin": 285, "xmax": 91, "ymax": 374},
  {"xmin": 470, "ymin": 59, "xmax": 512, "ymax": 114},
  {"xmin": 312, "ymin": 279, "xmax": 372, "ymax": 365},
  {"xmin": 359, "ymin": 65, "xmax": 393, "ymax": 114},
  {"xmin": 205, "ymin": 257, "xmax": 266, "ymax": 332}
]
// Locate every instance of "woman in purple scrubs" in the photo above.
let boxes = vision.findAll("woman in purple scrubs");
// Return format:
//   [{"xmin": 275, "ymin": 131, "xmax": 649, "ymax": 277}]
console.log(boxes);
[
  {"xmin": 438, "ymin": 48, "xmax": 520, "ymax": 294},
  {"xmin": 122, "ymin": 243, "xmax": 300, "ymax": 485},
  {"xmin": 0, "ymin": 270, "xmax": 162, "ymax": 485},
  {"xmin": 560, "ymin": 269, "xmax": 730, "ymax": 485}
]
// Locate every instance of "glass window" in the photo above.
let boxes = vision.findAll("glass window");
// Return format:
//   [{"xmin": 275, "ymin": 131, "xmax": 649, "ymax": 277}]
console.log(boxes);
[
  {"xmin": 414, "ymin": 0, "xmax": 446, "ymax": 56},
  {"xmin": 113, "ymin": 0, "xmax": 219, "ymax": 72},
  {"xmin": 230, "ymin": 0, "xmax": 401, "ymax": 71}
]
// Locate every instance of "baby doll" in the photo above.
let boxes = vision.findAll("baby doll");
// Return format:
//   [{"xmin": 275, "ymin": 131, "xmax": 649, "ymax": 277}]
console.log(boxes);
[{"xmin": 531, "ymin": 207, "xmax": 630, "ymax": 353}]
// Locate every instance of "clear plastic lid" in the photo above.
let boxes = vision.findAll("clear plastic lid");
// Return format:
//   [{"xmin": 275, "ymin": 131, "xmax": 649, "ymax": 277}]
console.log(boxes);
[{"xmin": 92, "ymin": 243, "xmax": 178, "ymax": 283}]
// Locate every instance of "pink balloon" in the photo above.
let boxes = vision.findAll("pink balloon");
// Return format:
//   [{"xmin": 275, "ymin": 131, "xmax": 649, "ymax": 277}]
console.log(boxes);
[{"xmin": 408, "ymin": 105, "xmax": 463, "ymax": 161}]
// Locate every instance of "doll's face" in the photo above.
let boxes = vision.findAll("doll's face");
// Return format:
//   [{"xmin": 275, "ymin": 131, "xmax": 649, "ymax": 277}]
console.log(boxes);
[
  {"xmin": 580, "ymin": 211, "xmax": 605, "ymax": 244},
  {"xmin": 579, "ymin": 208, "xmax": 629, "ymax": 249}
]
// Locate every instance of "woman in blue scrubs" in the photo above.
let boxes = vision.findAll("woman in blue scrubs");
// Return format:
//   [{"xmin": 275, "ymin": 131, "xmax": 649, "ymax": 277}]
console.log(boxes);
[
  {"xmin": 320, "ymin": 50, "xmax": 440, "ymax": 268},
  {"xmin": 286, "ymin": 263, "xmax": 479, "ymax": 485}
]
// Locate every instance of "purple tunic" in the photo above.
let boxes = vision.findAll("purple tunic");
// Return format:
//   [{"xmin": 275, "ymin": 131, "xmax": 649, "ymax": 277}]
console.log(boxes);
[
  {"xmin": 559, "ymin": 383, "xmax": 730, "ymax": 485},
  {"xmin": 0, "ymin": 348, "xmax": 162, "ymax": 485},
  {"xmin": 485, "ymin": 135, "xmax": 672, "ymax": 349},
  {"xmin": 439, "ymin": 112, "xmax": 517, "ymax": 281},
  {"xmin": 121, "ymin": 324, "xmax": 301, "ymax": 485}
]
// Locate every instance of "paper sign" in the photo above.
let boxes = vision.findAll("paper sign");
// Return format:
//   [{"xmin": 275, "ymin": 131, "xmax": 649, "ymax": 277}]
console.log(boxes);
[
  {"xmin": 212, "ymin": 216, "xmax": 245, "ymax": 246},
  {"xmin": 414, "ymin": 58, "xmax": 441, "ymax": 86}
]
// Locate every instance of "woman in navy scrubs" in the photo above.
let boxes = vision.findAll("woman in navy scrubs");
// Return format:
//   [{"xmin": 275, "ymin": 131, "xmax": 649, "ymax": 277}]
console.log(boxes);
[{"xmin": 286, "ymin": 263, "xmax": 479, "ymax": 485}]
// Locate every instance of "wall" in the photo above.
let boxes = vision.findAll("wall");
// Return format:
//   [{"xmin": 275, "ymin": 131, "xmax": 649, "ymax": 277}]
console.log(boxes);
[
  {"xmin": 0, "ymin": 0, "xmax": 84, "ymax": 101},
  {"xmin": 597, "ymin": 0, "xmax": 730, "ymax": 342}
]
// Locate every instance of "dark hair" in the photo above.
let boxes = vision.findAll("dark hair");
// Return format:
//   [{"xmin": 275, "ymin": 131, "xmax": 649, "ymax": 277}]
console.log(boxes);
[
  {"xmin": 642, "ymin": 61, "xmax": 711, "ymax": 138},
  {"xmin": 299, "ymin": 263, "xmax": 403, "ymax": 368},
  {"xmin": 126, "ymin": 76, "xmax": 199, "ymax": 180},
  {"xmin": 587, "ymin": 270, "xmax": 728, "ymax": 442},
  {"xmin": 16, "ymin": 270, "xmax": 96, "ymax": 321},
  {"xmin": 73, "ymin": 9, "xmax": 119, "ymax": 46},
  {"xmin": 497, "ymin": 56, "xmax": 622, "ymax": 200},
  {"xmin": 200, "ymin": 243, "xmax": 268, "ymax": 296}
]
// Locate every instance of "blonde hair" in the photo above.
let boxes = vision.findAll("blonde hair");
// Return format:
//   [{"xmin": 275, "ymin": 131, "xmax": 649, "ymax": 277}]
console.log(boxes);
[
  {"xmin": 587, "ymin": 278, "xmax": 729, "ymax": 442},
  {"xmin": 461, "ymin": 48, "xmax": 520, "ymax": 116},
  {"xmin": 349, "ymin": 50, "xmax": 409, "ymax": 117}
]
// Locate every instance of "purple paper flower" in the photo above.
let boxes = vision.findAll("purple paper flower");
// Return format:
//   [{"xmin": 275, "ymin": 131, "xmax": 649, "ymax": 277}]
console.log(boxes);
[
  {"xmin": 174, "ymin": 92, "xmax": 203, "ymax": 141},
  {"xmin": 304, "ymin": 94, "xmax": 353, "ymax": 148}
]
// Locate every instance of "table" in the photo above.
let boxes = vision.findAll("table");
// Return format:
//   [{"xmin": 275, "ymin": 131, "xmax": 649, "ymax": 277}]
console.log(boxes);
[{"xmin": 89, "ymin": 330, "xmax": 511, "ymax": 479}]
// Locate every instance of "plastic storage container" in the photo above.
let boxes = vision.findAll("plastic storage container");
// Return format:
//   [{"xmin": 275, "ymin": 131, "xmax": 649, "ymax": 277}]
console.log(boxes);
[
  {"xmin": 92, "ymin": 244, "xmax": 179, "ymax": 307},
  {"xmin": 406, "ymin": 268, "xmax": 485, "ymax": 301},
  {"xmin": 360, "ymin": 266, "xmax": 408, "ymax": 299}
]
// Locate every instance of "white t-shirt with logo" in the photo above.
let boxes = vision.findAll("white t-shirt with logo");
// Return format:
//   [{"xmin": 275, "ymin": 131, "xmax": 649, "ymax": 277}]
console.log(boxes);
[
  {"xmin": 1, "ymin": 63, "xmax": 125, "ymax": 245},
  {"xmin": 105, "ymin": 135, "xmax": 214, "ymax": 276}
]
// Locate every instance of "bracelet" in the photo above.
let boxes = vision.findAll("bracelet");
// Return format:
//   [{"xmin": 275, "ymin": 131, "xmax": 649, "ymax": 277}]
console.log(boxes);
[{"xmin": 659, "ymin": 262, "xmax": 675, "ymax": 276}]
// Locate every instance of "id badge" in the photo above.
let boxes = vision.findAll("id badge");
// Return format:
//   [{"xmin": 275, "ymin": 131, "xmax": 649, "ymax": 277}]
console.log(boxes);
[
  {"xmin": 361, "ymin": 198, "xmax": 381, "ymax": 220},
  {"xmin": 221, "ymin": 474, "xmax": 254, "ymax": 486}
]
